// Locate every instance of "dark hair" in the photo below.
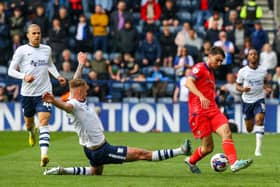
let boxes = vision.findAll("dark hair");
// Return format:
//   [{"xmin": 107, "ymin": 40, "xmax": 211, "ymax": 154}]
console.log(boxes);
[{"xmin": 209, "ymin": 46, "xmax": 225, "ymax": 58}]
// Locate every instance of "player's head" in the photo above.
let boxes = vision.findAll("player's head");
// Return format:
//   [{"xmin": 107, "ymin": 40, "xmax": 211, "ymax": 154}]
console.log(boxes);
[
  {"xmin": 207, "ymin": 46, "xmax": 225, "ymax": 69},
  {"xmin": 27, "ymin": 24, "xmax": 41, "ymax": 47},
  {"xmin": 247, "ymin": 48, "xmax": 258, "ymax": 68},
  {"xmin": 69, "ymin": 79, "xmax": 89, "ymax": 100}
]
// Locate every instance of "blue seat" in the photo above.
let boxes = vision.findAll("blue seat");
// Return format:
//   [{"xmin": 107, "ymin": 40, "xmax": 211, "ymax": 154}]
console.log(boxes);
[
  {"xmin": 157, "ymin": 97, "xmax": 173, "ymax": 103},
  {"xmin": 0, "ymin": 66, "xmax": 7, "ymax": 80},
  {"xmin": 176, "ymin": 12, "xmax": 192, "ymax": 23},
  {"xmin": 110, "ymin": 82, "xmax": 124, "ymax": 102},
  {"xmin": 166, "ymin": 82, "xmax": 175, "ymax": 96},
  {"xmin": 133, "ymin": 12, "xmax": 141, "ymax": 23},
  {"xmin": 160, "ymin": 67, "xmax": 175, "ymax": 80},
  {"xmin": 87, "ymin": 96, "xmax": 100, "ymax": 103},
  {"xmin": 176, "ymin": 0, "xmax": 192, "ymax": 11},
  {"xmin": 139, "ymin": 97, "xmax": 155, "ymax": 103},
  {"xmin": 0, "ymin": 65, "xmax": 7, "ymax": 74},
  {"xmin": 123, "ymin": 97, "xmax": 139, "ymax": 103}
]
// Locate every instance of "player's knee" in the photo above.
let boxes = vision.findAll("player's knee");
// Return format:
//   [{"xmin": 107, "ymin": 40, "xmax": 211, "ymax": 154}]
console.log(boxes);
[
  {"xmin": 137, "ymin": 150, "xmax": 150, "ymax": 160},
  {"xmin": 255, "ymin": 119, "xmax": 264, "ymax": 126},
  {"xmin": 92, "ymin": 166, "xmax": 103, "ymax": 175},
  {"xmin": 38, "ymin": 118, "xmax": 49, "ymax": 126},
  {"xmin": 246, "ymin": 126, "xmax": 254, "ymax": 132},
  {"xmin": 223, "ymin": 128, "xmax": 232, "ymax": 139}
]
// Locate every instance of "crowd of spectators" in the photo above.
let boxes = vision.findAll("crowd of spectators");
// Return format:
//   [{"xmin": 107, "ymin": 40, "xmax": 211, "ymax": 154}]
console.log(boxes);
[{"xmin": 0, "ymin": 0, "xmax": 279, "ymax": 103}]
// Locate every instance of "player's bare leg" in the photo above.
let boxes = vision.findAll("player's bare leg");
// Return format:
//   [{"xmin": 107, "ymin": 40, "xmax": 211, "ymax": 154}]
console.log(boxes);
[
  {"xmin": 244, "ymin": 119, "xmax": 254, "ymax": 133},
  {"xmin": 185, "ymin": 135, "xmax": 213, "ymax": 174},
  {"xmin": 216, "ymin": 123, "xmax": 253, "ymax": 172}
]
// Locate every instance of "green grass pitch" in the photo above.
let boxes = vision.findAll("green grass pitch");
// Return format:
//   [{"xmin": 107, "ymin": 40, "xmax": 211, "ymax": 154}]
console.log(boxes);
[{"xmin": 0, "ymin": 131, "xmax": 279, "ymax": 187}]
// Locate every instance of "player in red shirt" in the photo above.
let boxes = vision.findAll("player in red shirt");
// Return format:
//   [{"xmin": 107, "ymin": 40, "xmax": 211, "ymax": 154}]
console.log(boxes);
[{"xmin": 185, "ymin": 46, "xmax": 252, "ymax": 173}]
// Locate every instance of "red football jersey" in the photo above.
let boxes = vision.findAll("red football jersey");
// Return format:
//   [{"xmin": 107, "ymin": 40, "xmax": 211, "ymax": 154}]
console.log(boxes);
[{"xmin": 188, "ymin": 62, "xmax": 219, "ymax": 114}]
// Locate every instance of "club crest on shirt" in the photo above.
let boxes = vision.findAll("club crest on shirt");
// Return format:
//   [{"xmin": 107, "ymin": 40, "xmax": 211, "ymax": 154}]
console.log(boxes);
[{"xmin": 192, "ymin": 67, "xmax": 199, "ymax": 74}]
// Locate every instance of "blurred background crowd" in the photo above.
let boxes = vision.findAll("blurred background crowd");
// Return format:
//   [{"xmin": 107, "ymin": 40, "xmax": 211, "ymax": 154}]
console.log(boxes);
[{"xmin": 0, "ymin": 0, "xmax": 279, "ymax": 106}]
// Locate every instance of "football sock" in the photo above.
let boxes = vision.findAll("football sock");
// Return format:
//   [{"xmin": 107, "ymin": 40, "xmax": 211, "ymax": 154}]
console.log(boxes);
[
  {"xmin": 189, "ymin": 147, "xmax": 203, "ymax": 165},
  {"xmin": 222, "ymin": 139, "xmax": 237, "ymax": 165},
  {"xmin": 152, "ymin": 148, "xmax": 182, "ymax": 161},
  {"xmin": 63, "ymin": 167, "xmax": 92, "ymax": 175},
  {"xmin": 39, "ymin": 126, "xmax": 50, "ymax": 157},
  {"xmin": 255, "ymin": 125, "xmax": 264, "ymax": 152}
]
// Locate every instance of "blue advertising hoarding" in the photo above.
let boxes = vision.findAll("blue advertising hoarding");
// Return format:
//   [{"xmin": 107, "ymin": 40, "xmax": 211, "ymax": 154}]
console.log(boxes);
[{"xmin": 0, "ymin": 102, "xmax": 279, "ymax": 133}]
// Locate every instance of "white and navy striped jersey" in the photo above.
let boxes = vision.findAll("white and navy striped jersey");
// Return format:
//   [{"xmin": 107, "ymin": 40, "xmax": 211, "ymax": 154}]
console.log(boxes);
[
  {"xmin": 8, "ymin": 44, "xmax": 60, "ymax": 96},
  {"xmin": 67, "ymin": 99, "xmax": 105, "ymax": 147},
  {"xmin": 236, "ymin": 65, "xmax": 267, "ymax": 103}
]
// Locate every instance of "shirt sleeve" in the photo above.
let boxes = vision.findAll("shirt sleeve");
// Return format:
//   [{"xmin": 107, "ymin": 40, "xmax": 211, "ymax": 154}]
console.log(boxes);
[
  {"xmin": 67, "ymin": 99, "xmax": 77, "ymax": 112},
  {"xmin": 8, "ymin": 48, "xmax": 25, "ymax": 80},
  {"xmin": 190, "ymin": 64, "xmax": 203, "ymax": 80},
  {"xmin": 48, "ymin": 58, "xmax": 60, "ymax": 79},
  {"xmin": 236, "ymin": 70, "xmax": 244, "ymax": 84}
]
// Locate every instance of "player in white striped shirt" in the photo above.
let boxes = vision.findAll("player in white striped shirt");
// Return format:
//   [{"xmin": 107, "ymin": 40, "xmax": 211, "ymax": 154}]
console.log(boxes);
[
  {"xmin": 8, "ymin": 24, "xmax": 66, "ymax": 167},
  {"xmin": 42, "ymin": 52, "xmax": 192, "ymax": 176},
  {"xmin": 236, "ymin": 48, "xmax": 271, "ymax": 156}
]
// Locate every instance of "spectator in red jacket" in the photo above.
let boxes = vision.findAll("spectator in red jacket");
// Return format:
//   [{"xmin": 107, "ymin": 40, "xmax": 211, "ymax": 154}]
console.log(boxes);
[{"xmin": 140, "ymin": 0, "xmax": 161, "ymax": 33}]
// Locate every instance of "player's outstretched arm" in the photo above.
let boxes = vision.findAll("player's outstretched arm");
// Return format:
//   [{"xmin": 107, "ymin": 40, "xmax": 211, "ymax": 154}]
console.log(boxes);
[
  {"xmin": 73, "ymin": 52, "xmax": 87, "ymax": 79},
  {"xmin": 48, "ymin": 62, "xmax": 67, "ymax": 85},
  {"xmin": 42, "ymin": 92, "xmax": 73, "ymax": 113}
]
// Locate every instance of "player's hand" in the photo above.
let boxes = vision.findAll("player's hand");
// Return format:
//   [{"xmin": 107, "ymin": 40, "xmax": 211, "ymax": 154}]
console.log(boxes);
[
  {"xmin": 58, "ymin": 76, "xmax": 66, "ymax": 86},
  {"xmin": 77, "ymin": 52, "xmax": 87, "ymax": 65},
  {"xmin": 243, "ymin": 86, "xmax": 251, "ymax": 92},
  {"xmin": 199, "ymin": 95, "xmax": 210, "ymax": 109},
  {"xmin": 42, "ymin": 92, "xmax": 54, "ymax": 103},
  {"xmin": 24, "ymin": 75, "xmax": 35, "ymax": 83}
]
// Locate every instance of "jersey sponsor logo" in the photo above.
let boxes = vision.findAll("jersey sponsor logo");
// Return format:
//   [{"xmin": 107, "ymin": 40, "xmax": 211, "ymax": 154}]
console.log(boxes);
[{"xmin": 30, "ymin": 60, "xmax": 48, "ymax": 67}]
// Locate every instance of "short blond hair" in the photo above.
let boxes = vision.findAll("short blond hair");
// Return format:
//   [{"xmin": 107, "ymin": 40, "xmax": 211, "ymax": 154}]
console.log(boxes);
[{"xmin": 69, "ymin": 79, "xmax": 87, "ymax": 88}]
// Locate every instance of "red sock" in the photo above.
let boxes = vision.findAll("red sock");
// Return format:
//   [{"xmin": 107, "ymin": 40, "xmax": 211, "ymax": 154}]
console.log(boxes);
[
  {"xmin": 189, "ymin": 147, "xmax": 204, "ymax": 165},
  {"xmin": 222, "ymin": 139, "xmax": 237, "ymax": 165}
]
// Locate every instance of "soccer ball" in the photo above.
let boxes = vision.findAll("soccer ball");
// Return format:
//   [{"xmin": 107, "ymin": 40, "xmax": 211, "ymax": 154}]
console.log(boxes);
[{"xmin": 210, "ymin": 153, "xmax": 229, "ymax": 172}]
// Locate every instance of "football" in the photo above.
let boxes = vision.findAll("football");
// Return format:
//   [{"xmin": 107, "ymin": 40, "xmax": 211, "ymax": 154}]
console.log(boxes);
[{"xmin": 210, "ymin": 153, "xmax": 229, "ymax": 172}]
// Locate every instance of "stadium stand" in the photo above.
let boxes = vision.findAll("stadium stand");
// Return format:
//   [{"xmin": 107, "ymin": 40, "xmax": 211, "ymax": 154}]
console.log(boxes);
[{"xmin": 1, "ymin": 0, "xmax": 279, "ymax": 103}]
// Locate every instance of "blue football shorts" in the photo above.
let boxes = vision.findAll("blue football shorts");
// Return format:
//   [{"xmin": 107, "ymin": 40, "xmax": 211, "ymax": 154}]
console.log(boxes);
[
  {"xmin": 83, "ymin": 141, "xmax": 127, "ymax": 167},
  {"xmin": 21, "ymin": 96, "xmax": 52, "ymax": 117},
  {"xmin": 242, "ymin": 99, "xmax": 265, "ymax": 120}
]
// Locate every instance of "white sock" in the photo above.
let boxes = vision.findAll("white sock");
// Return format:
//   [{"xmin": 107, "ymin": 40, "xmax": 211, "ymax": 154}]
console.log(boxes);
[
  {"xmin": 255, "ymin": 125, "xmax": 264, "ymax": 153},
  {"xmin": 63, "ymin": 167, "xmax": 92, "ymax": 175},
  {"xmin": 39, "ymin": 126, "xmax": 50, "ymax": 157},
  {"xmin": 152, "ymin": 147, "xmax": 183, "ymax": 161}
]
